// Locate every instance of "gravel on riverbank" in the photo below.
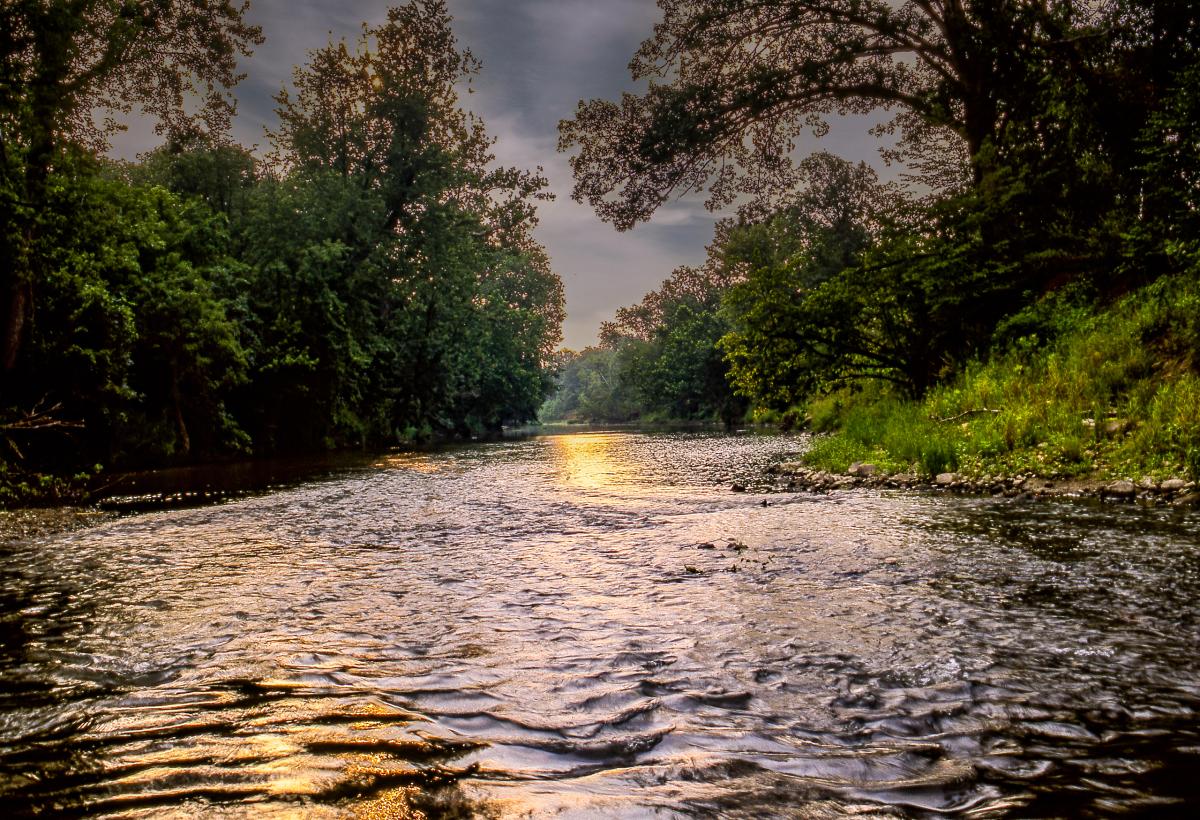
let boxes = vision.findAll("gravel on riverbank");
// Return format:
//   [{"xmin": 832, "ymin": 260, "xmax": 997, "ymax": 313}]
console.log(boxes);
[{"xmin": 759, "ymin": 460, "xmax": 1200, "ymax": 507}]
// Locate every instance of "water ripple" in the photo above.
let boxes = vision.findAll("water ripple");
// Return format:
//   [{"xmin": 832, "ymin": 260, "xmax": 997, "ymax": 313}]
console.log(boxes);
[{"xmin": 1, "ymin": 430, "xmax": 1198, "ymax": 816}]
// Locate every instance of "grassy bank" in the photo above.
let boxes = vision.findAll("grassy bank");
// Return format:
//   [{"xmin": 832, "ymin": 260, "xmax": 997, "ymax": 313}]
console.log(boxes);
[{"xmin": 800, "ymin": 273, "xmax": 1200, "ymax": 482}]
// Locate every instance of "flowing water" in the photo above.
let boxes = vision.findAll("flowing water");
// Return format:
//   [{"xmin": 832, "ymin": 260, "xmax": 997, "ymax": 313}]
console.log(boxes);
[{"xmin": 1, "ymin": 430, "xmax": 1198, "ymax": 818}]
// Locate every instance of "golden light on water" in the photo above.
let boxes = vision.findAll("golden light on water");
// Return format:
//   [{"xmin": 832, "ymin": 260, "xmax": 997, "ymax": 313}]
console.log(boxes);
[
  {"xmin": 351, "ymin": 786, "xmax": 429, "ymax": 820},
  {"xmin": 371, "ymin": 454, "xmax": 445, "ymax": 474},
  {"xmin": 549, "ymin": 433, "xmax": 627, "ymax": 492}
]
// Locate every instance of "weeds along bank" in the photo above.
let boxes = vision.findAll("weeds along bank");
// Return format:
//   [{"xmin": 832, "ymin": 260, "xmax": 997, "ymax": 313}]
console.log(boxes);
[{"xmin": 797, "ymin": 272, "xmax": 1200, "ymax": 490}]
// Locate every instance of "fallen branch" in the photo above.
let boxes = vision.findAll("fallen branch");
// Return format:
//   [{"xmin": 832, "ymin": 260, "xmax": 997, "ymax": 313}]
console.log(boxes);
[
  {"xmin": 936, "ymin": 407, "xmax": 1002, "ymax": 423},
  {"xmin": 1, "ymin": 401, "xmax": 86, "ymax": 433}
]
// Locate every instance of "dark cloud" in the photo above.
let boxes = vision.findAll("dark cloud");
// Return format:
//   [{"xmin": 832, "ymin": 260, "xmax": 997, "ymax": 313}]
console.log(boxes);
[
  {"xmin": 108, "ymin": 1, "xmax": 889, "ymax": 349},
  {"xmin": 446, "ymin": 0, "xmax": 717, "ymax": 349}
]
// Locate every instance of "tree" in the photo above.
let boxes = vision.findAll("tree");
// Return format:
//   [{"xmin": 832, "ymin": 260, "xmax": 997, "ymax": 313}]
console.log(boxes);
[
  {"xmin": 1133, "ymin": 40, "xmax": 1200, "ymax": 264},
  {"xmin": 539, "ymin": 347, "xmax": 641, "ymax": 423},
  {"xmin": 115, "ymin": 193, "xmax": 248, "ymax": 461},
  {"xmin": 233, "ymin": 170, "xmax": 387, "ymax": 451},
  {"xmin": 559, "ymin": 2, "xmax": 1200, "ymax": 253},
  {"xmin": 558, "ymin": 0, "xmax": 1089, "ymax": 230},
  {"xmin": 132, "ymin": 137, "xmax": 259, "ymax": 224},
  {"xmin": 1, "ymin": 0, "xmax": 262, "ymax": 376},
  {"xmin": 7, "ymin": 153, "xmax": 248, "ymax": 470},
  {"xmin": 256, "ymin": 1, "xmax": 562, "ymax": 444},
  {"xmin": 600, "ymin": 259, "xmax": 737, "ymax": 346},
  {"xmin": 459, "ymin": 247, "xmax": 565, "ymax": 428},
  {"xmin": 598, "ymin": 261, "xmax": 744, "ymax": 422},
  {"xmin": 270, "ymin": 1, "xmax": 550, "ymax": 248},
  {"xmin": 718, "ymin": 154, "xmax": 971, "ymax": 402},
  {"xmin": 561, "ymin": 2, "xmax": 1200, "ymax": 405}
]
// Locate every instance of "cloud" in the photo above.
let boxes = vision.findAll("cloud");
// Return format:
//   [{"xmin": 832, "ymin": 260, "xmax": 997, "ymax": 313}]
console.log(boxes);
[{"xmin": 448, "ymin": 2, "xmax": 721, "ymax": 349}]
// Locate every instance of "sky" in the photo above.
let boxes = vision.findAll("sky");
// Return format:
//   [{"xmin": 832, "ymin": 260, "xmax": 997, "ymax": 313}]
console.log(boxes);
[{"xmin": 111, "ymin": 0, "xmax": 890, "ymax": 350}]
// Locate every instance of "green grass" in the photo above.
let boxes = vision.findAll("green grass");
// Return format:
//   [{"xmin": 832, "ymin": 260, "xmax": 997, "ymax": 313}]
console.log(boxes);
[
  {"xmin": 803, "ymin": 273, "xmax": 1200, "ymax": 481},
  {"xmin": 803, "ymin": 393, "xmax": 961, "ymax": 476}
]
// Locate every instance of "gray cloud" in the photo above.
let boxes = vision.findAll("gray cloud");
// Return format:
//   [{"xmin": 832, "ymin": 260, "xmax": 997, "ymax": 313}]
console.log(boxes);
[
  {"xmin": 108, "ymin": 1, "xmax": 891, "ymax": 349},
  {"xmin": 445, "ymin": 0, "xmax": 716, "ymax": 348}
]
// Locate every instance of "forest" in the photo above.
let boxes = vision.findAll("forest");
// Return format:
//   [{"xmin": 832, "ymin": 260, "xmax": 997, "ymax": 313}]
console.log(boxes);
[
  {"xmin": 5, "ymin": 1, "xmax": 1200, "ymax": 503},
  {"xmin": 548, "ymin": 0, "xmax": 1200, "ymax": 483},
  {"xmin": 1, "ymin": 1, "xmax": 564, "ymax": 501}
]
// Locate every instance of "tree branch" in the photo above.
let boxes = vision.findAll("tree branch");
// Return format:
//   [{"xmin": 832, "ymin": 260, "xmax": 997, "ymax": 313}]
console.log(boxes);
[{"xmin": 935, "ymin": 407, "xmax": 1001, "ymax": 423}]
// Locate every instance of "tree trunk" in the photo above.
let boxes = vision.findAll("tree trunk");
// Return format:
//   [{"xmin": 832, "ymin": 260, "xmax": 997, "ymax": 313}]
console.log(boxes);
[
  {"xmin": 3, "ymin": 116, "xmax": 54, "ymax": 378},
  {"xmin": 170, "ymin": 371, "xmax": 191, "ymax": 458},
  {"xmin": 1, "ymin": 278, "xmax": 30, "ymax": 374}
]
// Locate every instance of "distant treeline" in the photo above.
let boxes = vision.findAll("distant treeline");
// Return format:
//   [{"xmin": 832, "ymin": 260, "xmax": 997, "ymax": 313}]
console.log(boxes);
[
  {"xmin": 547, "ymin": 0, "xmax": 1200, "ymax": 478},
  {"xmin": 1, "ymin": 2, "xmax": 563, "ymax": 496}
]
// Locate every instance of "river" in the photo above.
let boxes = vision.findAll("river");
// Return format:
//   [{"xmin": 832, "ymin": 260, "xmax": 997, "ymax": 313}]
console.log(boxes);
[{"xmin": 1, "ymin": 430, "xmax": 1198, "ymax": 817}]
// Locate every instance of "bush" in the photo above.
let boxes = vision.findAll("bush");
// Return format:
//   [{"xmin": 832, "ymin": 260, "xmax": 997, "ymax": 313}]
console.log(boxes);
[
  {"xmin": 806, "ymin": 392, "xmax": 844, "ymax": 433},
  {"xmin": 920, "ymin": 437, "xmax": 959, "ymax": 476},
  {"xmin": 800, "ymin": 272, "xmax": 1200, "ymax": 481}
]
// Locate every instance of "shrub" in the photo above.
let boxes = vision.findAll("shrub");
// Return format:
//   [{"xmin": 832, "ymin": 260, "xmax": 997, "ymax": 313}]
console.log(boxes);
[
  {"xmin": 920, "ymin": 436, "xmax": 959, "ymax": 476},
  {"xmin": 799, "ymin": 272, "xmax": 1200, "ymax": 481}
]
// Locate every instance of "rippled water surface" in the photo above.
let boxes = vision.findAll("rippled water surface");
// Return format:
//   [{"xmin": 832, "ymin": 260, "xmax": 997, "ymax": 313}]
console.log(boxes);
[{"xmin": 2, "ymin": 431, "xmax": 1199, "ymax": 817}]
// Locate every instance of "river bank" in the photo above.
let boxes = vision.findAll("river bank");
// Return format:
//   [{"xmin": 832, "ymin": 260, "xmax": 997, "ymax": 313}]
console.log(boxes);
[
  {"xmin": 0, "ymin": 506, "xmax": 117, "ymax": 542},
  {"xmin": 1, "ymin": 452, "xmax": 383, "ymax": 513},
  {"xmin": 765, "ymin": 273, "xmax": 1199, "ymax": 506},
  {"xmin": 0, "ymin": 425, "xmax": 570, "ymax": 512},
  {"xmin": 758, "ymin": 457, "xmax": 1200, "ymax": 507}
]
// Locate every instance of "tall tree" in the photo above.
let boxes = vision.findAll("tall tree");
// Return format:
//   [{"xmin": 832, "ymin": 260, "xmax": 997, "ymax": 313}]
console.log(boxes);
[
  {"xmin": 559, "ymin": 0, "xmax": 1067, "ymax": 229},
  {"xmin": 559, "ymin": 1, "xmax": 1200, "ymax": 233},
  {"xmin": 260, "ymin": 0, "xmax": 562, "ymax": 443},
  {"xmin": 0, "ymin": 0, "xmax": 262, "ymax": 376}
]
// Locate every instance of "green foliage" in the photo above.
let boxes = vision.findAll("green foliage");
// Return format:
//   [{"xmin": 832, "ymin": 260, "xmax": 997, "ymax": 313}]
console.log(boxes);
[
  {"xmin": 805, "ymin": 272, "xmax": 1200, "ymax": 480},
  {"xmin": 559, "ymin": 0, "xmax": 1200, "ymax": 489},
  {"xmin": 540, "ymin": 347, "xmax": 640, "ymax": 423},
  {"xmin": 0, "ymin": 0, "xmax": 263, "ymax": 378},
  {"xmin": 720, "ymin": 157, "xmax": 976, "ymax": 402},
  {"xmin": 0, "ymin": 463, "xmax": 97, "ymax": 508},
  {"xmin": 5, "ymin": 156, "xmax": 248, "ymax": 470},
  {"xmin": 7, "ymin": 1, "xmax": 1200, "ymax": 500},
  {"xmin": 542, "ymin": 262, "xmax": 745, "ymax": 424},
  {"xmin": 802, "ymin": 388, "xmax": 959, "ymax": 477},
  {"xmin": 246, "ymin": 3, "xmax": 563, "ymax": 447},
  {"xmin": 2, "ymin": 2, "xmax": 565, "ymax": 500},
  {"xmin": 130, "ymin": 140, "xmax": 259, "ymax": 222}
]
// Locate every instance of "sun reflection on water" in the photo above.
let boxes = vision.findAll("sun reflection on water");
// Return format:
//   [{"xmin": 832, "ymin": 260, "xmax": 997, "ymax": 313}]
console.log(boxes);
[
  {"xmin": 7, "ymin": 432, "xmax": 1194, "ymax": 817},
  {"xmin": 370, "ymin": 453, "xmax": 446, "ymax": 474},
  {"xmin": 548, "ymin": 432, "xmax": 630, "ymax": 492}
]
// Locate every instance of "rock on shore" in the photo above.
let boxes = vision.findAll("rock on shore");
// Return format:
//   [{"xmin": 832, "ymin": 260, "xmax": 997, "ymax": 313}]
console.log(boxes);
[{"xmin": 760, "ymin": 461, "xmax": 1199, "ymax": 506}]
